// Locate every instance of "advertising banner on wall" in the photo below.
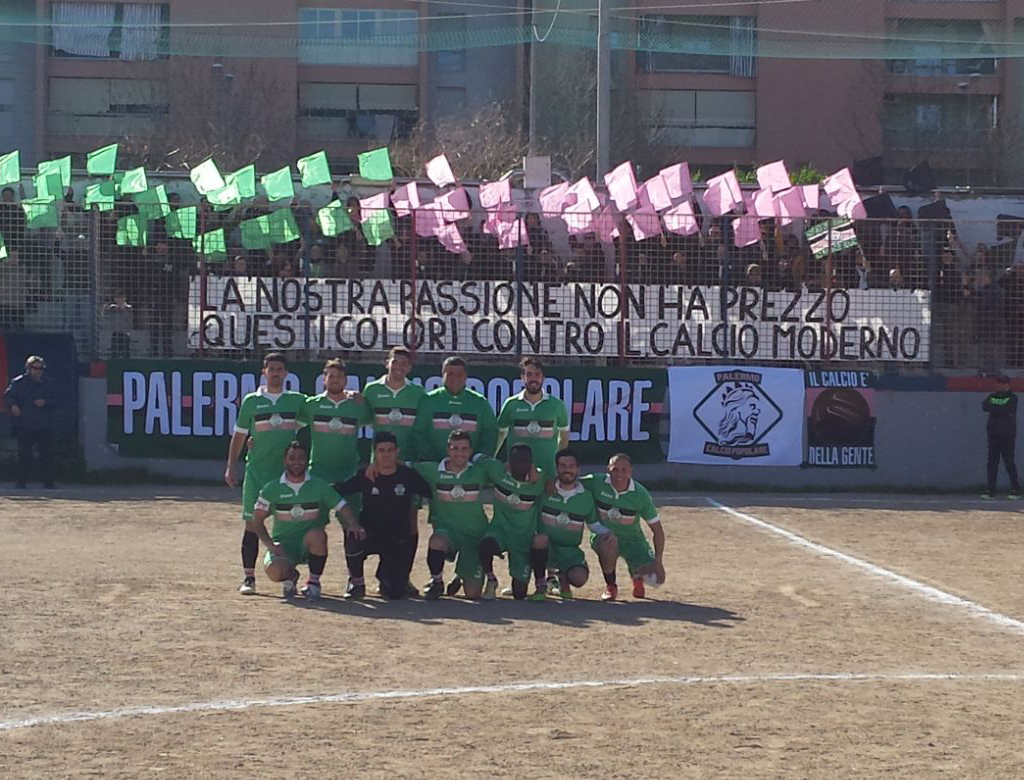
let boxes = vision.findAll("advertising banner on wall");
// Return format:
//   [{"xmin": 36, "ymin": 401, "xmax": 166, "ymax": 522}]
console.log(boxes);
[
  {"xmin": 804, "ymin": 370, "xmax": 877, "ymax": 468},
  {"xmin": 667, "ymin": 365, "xmax": 805, "ymax": 466},
  {"xmin": 105, "ymin": 360, "xmax": 667, "ymax": 463}
]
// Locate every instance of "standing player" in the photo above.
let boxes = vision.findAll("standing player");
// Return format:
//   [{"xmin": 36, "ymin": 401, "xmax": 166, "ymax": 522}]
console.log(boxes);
[
  {"xmin": 477, "ymin": 444, "xmax": 547, "ymax": 600},
  {"xmin": 336, "ymin": 432, "xmax": 432, "ymax": 600},
  {"xmin": 584, "ymin": 453, "xmax": 665, "ymax": 601},
  {"xmin": 225, "ymin": 353, "xmax": 306, "ymax": 595},
  {"xmin": 363, "ymin": 347, "xmax": 425, "ymax": 459},
  {"xmin": 495, "ymin": 357, "xmax": 570, "ymax": 477},
  {"xmin": 535, "ymin": 448, "xmax": 608, "ymax": 600},
  {"xmin": 411, "ymin": 356, "xmax": 497, "ymax": 462},
  {"xmin": 251, "ymin": 441, "xmax": 360, "ymax": 600}
]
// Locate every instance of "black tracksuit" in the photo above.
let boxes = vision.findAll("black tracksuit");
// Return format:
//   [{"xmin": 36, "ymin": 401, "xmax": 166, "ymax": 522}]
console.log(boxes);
[
  {"xmin": 982, "ymin": 390, "xmax": 1020, "ymax": 494},
  {"xmin": 3, "ymin": 373, "xmax": 58, "ymax": 487},
  {"xmin": 336, "ymin": 466, "xmax": 432, "ymax": 598}
]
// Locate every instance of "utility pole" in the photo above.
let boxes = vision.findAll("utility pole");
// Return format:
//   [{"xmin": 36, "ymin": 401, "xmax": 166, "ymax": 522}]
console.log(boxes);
[
  {"xmin": 595, "ymin": 0, "xmax": 611, "ymax": 180},
  {"xmin": 528, "ymin": 0, "xmax": 538, "ymax": 153}
]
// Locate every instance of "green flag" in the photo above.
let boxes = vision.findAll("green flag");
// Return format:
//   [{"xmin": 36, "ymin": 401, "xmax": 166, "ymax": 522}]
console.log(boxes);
[
  {"xmin": 362, "ymin": 208, "xmax": 394, "ymax": 247},
  {"xmin": 86, "ymin": 143, "xmax": 118, "ymax": 176},
  {"xmin": 227, "ymin": 165, "xmax": 256, "ymax": 199},
  {"xmin": 84, "ymin": 181, "xmax": 115, "ymax": 211},
  {"xmin": 0, "ymin": 151, "xmax": 19, "ymax": 187},
  {"xmin": 133, "ymin": 184, "xmax": 171, "ymax": 221},
  {"xmin": 119, "ymin": 167, "xmax": 148, "ymax": 195},
  {"xmin": 193, "ymin": 228, "xmax": 227, "ymax": 256},
  {"xmin": 317, "ymin": 200, "xmax": 353, "ymax": 237},
  {"xmin": 165, "ymin": 206, "xmax": 197, "ymax": 240},
  {"xmin": 33, "ymin": 171, "xmax": 63, "ymax": 200},
  {"xmin": 190, "ymin": 158, "xmax": 225, "ymax": 195},
  {"xmin": 298, "ymin": 151, "xmax": 332, "ymax": 187},
  {"xmin": 116, "ymin": 213, "xmax": 148, "ymax": 247},
  {"xmin": 357, "ymin": 147, "xmax": 393, "ymax": 181},
  {"xmin": 207, "ymin": 179, "xmax": 241, "ymax": 208},
  {"xmin": 22, "ymin": 198, "xmax": 58, "ymax": 229},
  {"xmin": 268, "ymin": 207, "xmax": 301, "ymax": 243},
  {"xmin": 37, "ymin": 156, "xmax": 71, "ymax": 188},
  {"xmin": 262, "ymin": 167, "xmax": 295, "ymax": 203},
  {"xmin": 0, "ymin": 232, "xmax": 7, "ymax": 261},
  {"xmin": 240, "ymin": 215, "xmax": 273, "ymax": 250}
]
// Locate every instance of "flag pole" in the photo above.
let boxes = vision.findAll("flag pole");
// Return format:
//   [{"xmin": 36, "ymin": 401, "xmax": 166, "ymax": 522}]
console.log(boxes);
[{"xmin": 596, "ymin": 0, "xmax": 611, "ymax": 180}]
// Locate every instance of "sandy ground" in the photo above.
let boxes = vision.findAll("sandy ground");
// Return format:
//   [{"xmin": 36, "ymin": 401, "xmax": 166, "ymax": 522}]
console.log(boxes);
[{"xmin": 1, "ymin": 488, "xmax": 1023, "ymax": 779}]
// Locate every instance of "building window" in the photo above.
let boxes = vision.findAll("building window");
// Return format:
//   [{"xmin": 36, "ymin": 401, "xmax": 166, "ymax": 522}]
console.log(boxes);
[
  {"xmin": 887, "ymin": 18, "xmax": 997, "ymax": 76},
  {"xmin": 883, "ymin": 93, "xmax": 994, "ymax": 151},
  {"xmin": 637, "ymin": 15, "xmax": 755, "ymax": 77},
  {"xmin": 0, "ymin": 78, "xmax": 12, "ymax": 137},
  {"xmin": 50, "ymin": 2, "xmax": 169, "ymax": 60},
  {"xmin": 298, "ymin": 8, "xmax": 419, "ymax": 67},
  {"xmin": 435, "ymin": 14, "xmax": 467, "ymax": 73},
  {"xmin": 299, "ymin": 82, "xmax": 418, "ymax": 140},
  {"xmin": 47, "ymin": 77, "xmax": 168, "ymax": 135},
  {"xmin": 640, "ymin": 89, "xmax": 755, "ymax": 147}
]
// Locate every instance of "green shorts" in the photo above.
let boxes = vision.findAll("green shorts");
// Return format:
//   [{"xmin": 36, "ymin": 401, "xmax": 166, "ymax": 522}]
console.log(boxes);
[
  {"xmin": 242, "ymin": 468, "xmax": 276, "ymax": 522},
  {"xmin": 263, "ymin": 539, "xmax": 308, "ymax": 568},
  {"xmin": 591, "ymin": 532, "xmax": 655, "ymax": 576},
  {"xmin": 548, "ymin": 543, "xmax": 587, "ymax": 575},
  {"xmin": 434, "ymin": 526, "xmax": 484, "ymax": 582},
  {"xmin": 483, "ymin": 526, "xmax": 531, "ymax": 583}
]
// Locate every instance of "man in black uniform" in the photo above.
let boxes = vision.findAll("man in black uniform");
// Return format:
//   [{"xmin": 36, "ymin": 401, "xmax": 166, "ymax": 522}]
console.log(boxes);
[
  {"xmin": 336, "ymin": 431, "xmax": 432, "ymax": 599},
  {"xmin": 982, "ymin": 374, "xmax": 1020, "ymax": 500},
  {"xmin": 4, "ymin": 355, "xmax": 58, "ymax": 489}
]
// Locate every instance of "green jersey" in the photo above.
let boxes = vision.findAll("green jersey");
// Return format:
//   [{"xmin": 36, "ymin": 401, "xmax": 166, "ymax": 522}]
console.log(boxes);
[
  {"xmin": 496, "ymin": 391, "xmax": 570, "ymax": 475},
  {"xmin": 413, "ymin": 458, "xmax": 492, "ymax": 537},
  {"xmin": 411, "ymin": 386, "xmax": 497, "ymax": 462},
  {"xmin": 582, "ymin": 474, "xmax": 660, "ymax": 542},
  {"xmin": 254, "ymin": 473, "xmax": 345, "ymax": 548},
  {"xmin": 538, "ymin": 482, "xmax": 600, "ymax": 548},
  {"xmin": 363, "ymin": 376, "xmax": 425, "ymax": 457},
  {"xmin": 478, "ymin": 456, "xmax": 544, "ymax": 546},
  {"xmin": 299, "ymin": 393, "xmax": 372, "ymax": 481},
  {"xmin": 234, "ymin": 388, "xmax": 307, "ymax": 480}
]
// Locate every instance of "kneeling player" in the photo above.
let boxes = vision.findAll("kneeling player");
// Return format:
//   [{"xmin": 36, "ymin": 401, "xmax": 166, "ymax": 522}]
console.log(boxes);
[
  {"xmin": 251, "ymin": 441, "xmax": 360, "ymax": 601},
  {"xmin": 535, "ymin": 448, "xmax": 607, "ymax": 600}
]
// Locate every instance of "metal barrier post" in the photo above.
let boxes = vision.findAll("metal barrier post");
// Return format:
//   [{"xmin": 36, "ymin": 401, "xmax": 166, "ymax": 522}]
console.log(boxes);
[
  {"xmin": 617, "ymin": 229, "xmax": 627, "ymax": 363},
  {"xmin": 515, "ymin": 209, "xmax": 524, "ymax": 360},
  {"xmin": 409, "ymin": 209, "xmax": 418, "ymax": 357}
]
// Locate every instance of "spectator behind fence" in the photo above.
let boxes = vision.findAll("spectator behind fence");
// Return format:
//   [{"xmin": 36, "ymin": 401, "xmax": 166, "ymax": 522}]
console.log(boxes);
[
  {"xmin": 882, "ymin": 207, "xmax": 925, "ymax": 290},
  {"xmin": 1005, "ymin": 266, "xmax": 1024, "ymax": 369},
  {"xmin": 104, "ymin": 288, "xmax": 134, "ymax": 358},
  {"xmin": 522, "ymin": 213, "xmax": 558, "ymax": 282},
  {"xmin": 974, "ymin": 266, "xmax": 1006, "ymax": 372},
  {"xmin": 0, "ymin": 249, "xmax": 36, "ymax": 329},
  {"xmin": 0, "ymin": 186, "xmax": 25, "ymax": 254},
  {"xmin": 3, "ymin": 355, "xmax": 58, "ymax": 489}
]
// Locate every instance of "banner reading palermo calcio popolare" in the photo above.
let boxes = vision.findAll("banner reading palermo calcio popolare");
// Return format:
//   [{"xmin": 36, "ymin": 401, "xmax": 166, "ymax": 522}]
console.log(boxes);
[
  {"xmin": 106, "ymin": 359, "xmax": 666, "ymax": 463},
  {"xmin": 188, "ymin": 277, "xmax": 930, "ymax": 362}
]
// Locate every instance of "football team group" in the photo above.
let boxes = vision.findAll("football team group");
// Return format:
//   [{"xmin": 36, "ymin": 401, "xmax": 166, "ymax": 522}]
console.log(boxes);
[{"xmin": 224, "ymin": 349, "xmax": 666, "ymax": 603}]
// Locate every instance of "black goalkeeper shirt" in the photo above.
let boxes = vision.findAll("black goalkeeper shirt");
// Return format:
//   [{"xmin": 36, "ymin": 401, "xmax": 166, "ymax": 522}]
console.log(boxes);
[{"xmin": 336, "ymin": 466, "xmax": 432, "ymax": 536}]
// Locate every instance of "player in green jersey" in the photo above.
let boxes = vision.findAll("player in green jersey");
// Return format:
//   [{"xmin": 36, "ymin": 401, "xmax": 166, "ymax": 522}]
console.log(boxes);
[
  {"xmin": 477, "ymin": 444, "xmax": 548, "ymax": 601},
  {"xmin": 495, "ymin": 357, "xmax": 570, "ymax": 478},
  {"xmin": 583, "ymin": 453, "xmax": 665, "ymax": 602},
  {"xmin": 224, "ymin": 353, "xmax": 307, "ymax": 596},
  {"xmin": 411, "ymin": 356, "xmax": 497, "ymax": 462},
  {"xmin": 363, "ymin": 347, "xmax": 425, "ymax": 458},
  {"xmin": 535, "ymin": 448, "xmax": 610, "ymax": 600},
  {"xmin": 300, "ymin": 359, "xmax": 371, "ymax": 484},
  {"xmin": 251, "ymin": 441, "xmax": 361, "ymax": 601}
]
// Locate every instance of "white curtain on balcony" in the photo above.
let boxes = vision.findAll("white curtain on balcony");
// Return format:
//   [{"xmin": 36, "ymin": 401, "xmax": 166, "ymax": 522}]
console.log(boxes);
[
  {"xmin": 121, "ymin": 3, "xmax": 162, "ymax": 61},
  {"xmin": 729, "ymin": 17, "xmax": 755, "ymax": 78},
  {"xmin": 52, "ymin": 2, "xmax": 117, "ymax": 58}
]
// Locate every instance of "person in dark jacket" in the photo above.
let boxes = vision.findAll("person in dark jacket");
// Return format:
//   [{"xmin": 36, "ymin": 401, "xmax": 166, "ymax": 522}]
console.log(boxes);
[
  {"xmin": 3, "ymin": 355, "xmax": 58, "ymax": 489},
  {"xmin": 982, "ymin": 374, "xmax": 1019, "ymax": 500}
]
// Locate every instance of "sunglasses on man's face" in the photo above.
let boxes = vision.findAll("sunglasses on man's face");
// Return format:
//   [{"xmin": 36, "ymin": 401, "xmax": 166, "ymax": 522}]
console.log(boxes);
[{"xmin": 29, "ymin": 365, "xmax": 44, "ymax": 370}]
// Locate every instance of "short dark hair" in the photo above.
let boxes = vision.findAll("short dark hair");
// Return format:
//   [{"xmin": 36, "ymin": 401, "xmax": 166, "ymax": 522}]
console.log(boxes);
[
  {"xmin": 284, "ymin": 440, "xmax": 307, "ymax": 457},
  {"xmin": 263, "ymin": 352, "xmax": 288, "ymax": 368},
  {"xmin": 442, "ymin": 356, "xmax": 468, "ymax": 372},
  {"xmin": 373, "ymin": 431, "xmax": 398, "ymax": 448},
  {"xmin": 555, "ymin": 448, "xmax": 579, "ymax": 467},
  {"xmin": 519, "ymin": 356, "xmax": 544, "ymax": 374},
  {"xmin": 388, "ymin": 346, "xmax": 413, "ymax": 362},
  {"xmin": 448, "ymin": 430, "xmax": 472, "ymax": 446},
  {"xmin": 609, "ymin": 452, "xmax": 632, "ymax": 466},
  {"xmin": 509, "ymin": 443, "xmax": 532, "ymax": 460},
  {"xmin": 323, "ymin": 358, "xmax": 346, "ymax": 373}
]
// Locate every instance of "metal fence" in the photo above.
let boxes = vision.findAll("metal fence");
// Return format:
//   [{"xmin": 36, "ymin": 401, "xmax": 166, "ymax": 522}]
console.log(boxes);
[{"xmin": 0, "ymin": 192, "xmax": 1019, "ymax": 371}]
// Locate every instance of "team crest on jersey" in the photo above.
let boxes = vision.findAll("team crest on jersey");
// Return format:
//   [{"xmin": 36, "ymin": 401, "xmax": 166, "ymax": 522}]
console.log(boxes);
[
  {"xmin": 449, "ymin": 413, "xmax": 464, "ymax": 427},
  {"xmin": 607, "ymin": 507, "xmax": 622, "ymax": 521},
  {"xmin": 526, "ymin": 421, "xmax": 541, "ymax": 435},
  {"xmin": 556, "ymin": 512, "xmax": 570, "ymax": 525},
  {"xmin": 388, "ymin": 408, "xmax": 403, "ymax": 422},
  {"xmin": 507, "ymin": 493, "xmax": 521, "ymax": 506},
  {"xmin": 450, "ymin": 484, "xmax": 466, "ymax": 499},
  {"xmin": 289, "ymin": 505, "xmax": 305, "ymax": 519},
  {"xmin": 395, "ymin": 484, "xmax": 406, "ymax": 496},
  {"xmin": 328, "ymin": 417, "xmax": 344, "ymax": 431},
  {"xmin": 269, "ymin": 413, "xmax": 284, "ymax": 428},
  {"xmin": 371, "ymin": 486, "xmax": 380, "ymax": 495}
]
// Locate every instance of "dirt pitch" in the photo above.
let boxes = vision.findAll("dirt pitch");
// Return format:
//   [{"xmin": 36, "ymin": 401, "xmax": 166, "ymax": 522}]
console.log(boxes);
[{"xmin": 2, "ymin": 488, "xmax": 1024, "ymax": 779}]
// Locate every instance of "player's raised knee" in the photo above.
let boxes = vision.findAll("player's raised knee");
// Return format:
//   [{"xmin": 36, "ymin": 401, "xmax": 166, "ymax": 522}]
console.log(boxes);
[
  {"xmin": 567, "ymin": 566, "xmax": 589, "ymax": 587},
  {"xmin": 304, "ymin": 527, "xmax": 328, "ymax": 554},
  {"xmin": 532, "ymin": 533, "xmax": 549, "ymax": 549},
  {"xmin": 427, "ymin": 532, "xmax": 449, "ymax": 551}
]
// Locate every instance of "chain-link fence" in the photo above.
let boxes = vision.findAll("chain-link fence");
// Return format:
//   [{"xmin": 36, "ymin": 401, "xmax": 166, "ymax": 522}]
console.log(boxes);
[{"xmin": 2, "ymin": 189, "xmax": 1023, "ymax": 371}]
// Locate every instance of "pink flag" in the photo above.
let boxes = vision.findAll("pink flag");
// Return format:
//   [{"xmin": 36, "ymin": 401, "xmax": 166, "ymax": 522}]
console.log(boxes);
[
  {"xmin": 732, "ymin": 215, "xmax": 761, "ymax": 247},
  {"xmin": 538, "ymin": 181, "xmax": 570, "ymax": 216},
  {"xmin": 756, "ymin": 160, "xmax": 791, "ymax": 193},
  {"xmin": 774, "ymin": 187, "xmax": 807, "ymax": 226},
  {"xmin": 604, "ymin": 161, "xmax": 638, "ymax": 212},
  {"xmin": 593, "ymin": 205, "xmax": 620, "ymax": 243},
  {"xmin": 391, "ymin": 182, "xmax": 420, "ymax": 218},
  {"xmin": 414, "ymin": 204, "xmax": 444, "ymax": 238},
  {"xmin": 492, "ymin": 210, "xmax": 529, "ymax": 249},
  {"xmin": 567, "ymin": 177, "xmax": 601, "ymax": 212},
  {"xmin": 435, "ymin": 187, "xmax": 470, "ymax": 222},
  {"xmin": 801, "ymin": 185, "xmax": 819, "ymax": 211},
  {"xmin": 751, "ymin": 188, "xmax": 778, "ymax": 220},
  {"xmin": 563, "ymin": 199, "xmax": 596, "ymax": 236},
  {"xmin": 837, "ymin": 196, "xmax": 867, "ymax": 220},
  {"xmin": 358, "ymin": 192, "xmax": 390, "ymax": 223},
  {"xmin": 641, "ymin": 175, "xmax": 673, "ymax": 212},
  {"xmin": 823, "ymin": 168, "xmax": 857, "ymax": 204},
  {"xmin": 435, "ymin": 222, "xmax": 466, "ymax": 253},
  {"xmin": 663, "ymin": 200, "xmax": 699, "ymax": 236},
  {"xmin": 425, "ymin": 154, "xmax": 457, "ymax": 188},
  {"xmin": 701, "ymin": 171, "xmax": 742, "ymax": 216},
  {"xmin": 626, "ymin": 204, "xmax": 662, "ymax": 242},
  {"xmin": 659, "ymin": 162, "xmax": 693, "ymax": 200},
  {"xmin": 478, "ymin": 179, "xmax": 511, "ymax": 210}
]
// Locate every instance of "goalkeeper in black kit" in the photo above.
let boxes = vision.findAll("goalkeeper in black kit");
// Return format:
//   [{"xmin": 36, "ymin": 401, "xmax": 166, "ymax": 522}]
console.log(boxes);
[
  {"xmin": 982, "ymin": 374, "xmax": 1020, "ymax": 501},
  {"xmin": 336, "ymin": 431, "xmax": 432, "ymax": 599}
]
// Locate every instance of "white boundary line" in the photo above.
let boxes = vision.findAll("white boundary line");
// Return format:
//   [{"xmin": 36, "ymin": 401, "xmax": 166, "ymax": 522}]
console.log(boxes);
[
  {"xmin": 3, "ymin": 672, "xmax": 1024, "ymax": 733},
  {"xmin": 706, "ymin": 498, "xmax": 1024, "ymax": 636}
]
